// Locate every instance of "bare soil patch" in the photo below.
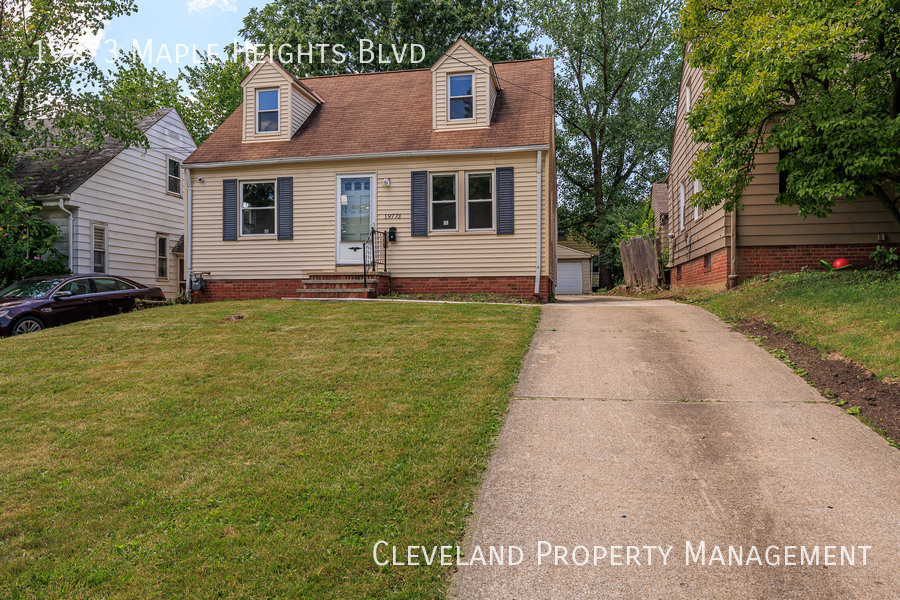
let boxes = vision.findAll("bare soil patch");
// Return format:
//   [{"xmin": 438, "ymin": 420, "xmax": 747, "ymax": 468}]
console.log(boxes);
[{"xmin": 733, "ymin": 319, "xmax": 900, "ymax": 447}]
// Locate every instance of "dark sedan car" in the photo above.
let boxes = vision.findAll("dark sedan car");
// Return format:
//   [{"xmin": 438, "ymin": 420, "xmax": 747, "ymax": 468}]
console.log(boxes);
[{"xmin": 0, "ymin": 275, "xmax": 165, "ymax": 337}]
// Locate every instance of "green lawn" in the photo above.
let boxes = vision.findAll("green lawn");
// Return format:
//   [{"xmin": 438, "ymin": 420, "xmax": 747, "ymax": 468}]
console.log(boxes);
[
  {"xmin": 701, "ymin": 270, "xmax": 900, "ymax": 379},
  {"xmin": 0, "ymin": 300, "xmax": 539, "ymax": 599}
]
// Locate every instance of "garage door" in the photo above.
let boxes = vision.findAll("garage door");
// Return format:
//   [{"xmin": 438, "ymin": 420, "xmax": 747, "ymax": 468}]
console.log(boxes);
[{"xmin": 555, "ymin": 261, "xmax": 584, "ymax": 295}]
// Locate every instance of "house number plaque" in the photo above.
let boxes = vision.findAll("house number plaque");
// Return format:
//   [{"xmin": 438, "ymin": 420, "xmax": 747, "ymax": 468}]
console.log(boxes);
[{"xmin": 383, "ymin": 214, "xmax": 402, "ymax": 219}]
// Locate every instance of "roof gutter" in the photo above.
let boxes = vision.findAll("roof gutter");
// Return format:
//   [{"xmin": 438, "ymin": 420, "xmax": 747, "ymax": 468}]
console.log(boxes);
[
  {"xmin": 535, "ymin": 150, "xmax": 543, "ymax": 297},
  {"xmin": 184, "ymin": 144, "xmax": 551, "ymax": 170}
]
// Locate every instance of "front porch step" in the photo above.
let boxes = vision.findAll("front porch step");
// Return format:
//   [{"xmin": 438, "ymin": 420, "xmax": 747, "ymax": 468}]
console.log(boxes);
[
  {"xmin": 290, "ymin": 287, "xmax": 376, "ymax": 299},
  {"xmin": 299, "ymin": 279, "xmax": 373, "ymax": 286}
]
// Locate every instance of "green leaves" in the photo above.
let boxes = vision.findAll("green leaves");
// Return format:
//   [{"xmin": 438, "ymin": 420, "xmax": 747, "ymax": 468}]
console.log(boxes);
[{"xmin": 680, "ymin": 0, "xmax": 900, "ymax": 226}]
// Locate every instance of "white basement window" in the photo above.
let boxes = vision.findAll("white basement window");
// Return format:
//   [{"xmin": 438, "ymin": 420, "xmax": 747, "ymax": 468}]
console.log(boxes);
[
  {"xmin": 167, "ymin": 158, "xmax": 181, "ymax": 195},
  {"xmin": 448, "ymin": 74, "xmax": 474, "ymax": 120},
  {"xmin": 466, "ymin": 172, "xmax": 493, "ymax": 230},
  {"xmin": 430, "ymin": 173, "xmax": 457, "ymax": 231},
  {"xmin": 256, "ymin": 89, "xmax": 280, "ymax": 133},
  {"xmin": 241, "ymin": 181, "xmax": 276, "ymax": 236}
]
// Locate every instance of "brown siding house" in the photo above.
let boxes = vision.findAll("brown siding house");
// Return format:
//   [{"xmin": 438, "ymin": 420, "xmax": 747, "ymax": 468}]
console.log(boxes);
[
  {"xmin": 182, "ymin": 39, "xmax": 557, "ymax": 301},
  {"xmin": 668, "ymin": 58, "xmax": 899, "ymax": 290}
]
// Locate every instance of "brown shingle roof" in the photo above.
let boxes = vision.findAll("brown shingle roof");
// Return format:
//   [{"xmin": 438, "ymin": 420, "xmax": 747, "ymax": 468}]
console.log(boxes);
[
  {"xmin": 14, "ymin": 109, "xmax": 175, "ymax": 197},
  {"xmin": 184, "ymin": 59, "xmax": 554, "ymax": 165}
]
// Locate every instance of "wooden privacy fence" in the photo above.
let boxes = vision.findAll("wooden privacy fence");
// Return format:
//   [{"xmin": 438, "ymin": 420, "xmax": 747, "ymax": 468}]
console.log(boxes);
[{"xmin": 619, "ymin": 235, "xmax": 663, "ymax": 287}]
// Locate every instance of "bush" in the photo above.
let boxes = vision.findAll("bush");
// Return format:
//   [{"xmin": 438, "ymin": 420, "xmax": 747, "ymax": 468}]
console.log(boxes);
[
  {"xmin": 0, "ymin": 173, "xmax": 69, "ymax": 288},
  {"xmin": 870, "ymin": 245, "xmax": 899, "ymax": 270}
]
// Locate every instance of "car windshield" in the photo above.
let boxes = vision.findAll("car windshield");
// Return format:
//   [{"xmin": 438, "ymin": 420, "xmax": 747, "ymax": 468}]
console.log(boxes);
[{"xmin": 0, "ymin": 279, "xmax": 64, "ymax": 299}]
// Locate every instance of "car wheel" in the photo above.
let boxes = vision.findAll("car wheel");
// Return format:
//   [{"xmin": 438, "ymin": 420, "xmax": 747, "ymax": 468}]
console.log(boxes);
[{"xmin": 11, "ymin": 316, "xmax": 44, "ymax": 336}]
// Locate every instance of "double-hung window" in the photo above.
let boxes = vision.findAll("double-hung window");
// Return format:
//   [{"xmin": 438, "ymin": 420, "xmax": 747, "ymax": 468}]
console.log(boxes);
[
  {"xmin": 92, "ymin": 224, "xmax": 107, "ymax": 273},
  {"xmin": 679, "ymin": 182, "xmax": 686, "ymax": 231},
  {"xmin": 693, "ymin": 180, "xmax": 702, "ymax": 220},
  {"xmin": 466, "ymin": 172, "xmax": 493, "ymax": 230},
  {"xmin": 430, "ymin": 173, "xmax": 457, "ymax": 231},
  {"xmin": 241, "ymin": 182, "xmax": 276, "ymax": 236},
  {"xmin": 167, "ymin": 158, "xmax": 181, "ymax": 194},
  {"xmin": 156, "ymin": 235, "xmax": 168, "ymax": 279},
  {"xmin": 256, "ymin": 89, "xmax": 279, "ymax": 133},
  {"xmin": 448, "ymin": 74, "xmax": 474, "ymax": 120}
]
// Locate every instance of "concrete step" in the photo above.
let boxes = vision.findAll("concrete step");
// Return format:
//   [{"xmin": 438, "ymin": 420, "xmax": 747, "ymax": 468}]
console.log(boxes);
[{"xmin": 299, "ymin": 279, "xmax": 372, "ymax": 286}]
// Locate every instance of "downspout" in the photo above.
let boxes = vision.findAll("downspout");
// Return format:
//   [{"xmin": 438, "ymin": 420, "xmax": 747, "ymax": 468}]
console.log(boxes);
[
  {"xmin": 185, "ymin": 167, "xmax": 193, "ymax": 302},
  {"xmin": 728, "ymin": 208, "xmax": 738, "ymax": 287},
  {"xmin": 58, "ymin": 198, "xmax": 74, "ymax": 272},
  {"xmin": 534, "ymin": 150, "xmax": 543, "ymax": 297}
]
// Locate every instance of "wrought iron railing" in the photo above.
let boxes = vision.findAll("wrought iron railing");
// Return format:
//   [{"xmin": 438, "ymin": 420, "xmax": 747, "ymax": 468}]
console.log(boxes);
[{"xmin": 363, "ymin": 228, "xmax": 388, "ymax": 288}]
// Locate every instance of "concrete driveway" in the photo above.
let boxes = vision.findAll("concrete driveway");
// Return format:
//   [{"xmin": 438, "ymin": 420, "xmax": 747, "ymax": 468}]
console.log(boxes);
[{"xmin": 452, "ymin": 296, "xmax": 900, "ymax": 599}]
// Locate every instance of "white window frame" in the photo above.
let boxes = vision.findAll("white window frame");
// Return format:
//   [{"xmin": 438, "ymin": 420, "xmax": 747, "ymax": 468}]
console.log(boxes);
[
  {"xmin": 679, "ymin": 182, "xmax": 686, "ymax": 231},
  {"xmin": 447, "ymin": 73, "xmax": 475, "ymax": 122},
  {"xmin": 429, "ymin": 172, "xmax": 458, "ymax": 232},
  {"xmin": 465, "ymin": 171, "xmax": 495, "ymax": 231},
  {"xmin": 156, "ymin": 234, "xmax": 169, "ymax": 280},
  {"xmin": 684, "ymin": 85, "xmax": 691, "ymax": 113},
  {"xmin": 256, "ymin": 88, "xmax": 280, "ymax": 134},
  {"xmin": 166, "ymin": 157, "xmax": 182, "ymax": 196},
  {"xmin": 92, "ymin": 223, "xmax": 107, "ymax": 274},
  {"xmin": 693, "ymin": 179, "xmax": 702, "ymax": 221},
  {"xmin": 240, "ymin": 180, "xmax": 278, "ymax": 237}
]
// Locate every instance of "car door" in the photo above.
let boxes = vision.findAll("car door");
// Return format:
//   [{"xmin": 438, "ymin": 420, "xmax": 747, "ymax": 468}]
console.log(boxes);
[
  {"xmin": 89, "ymin": 277, "xmax": 128, "ymax": 317},
  {"xmin": 45, "ymin": 278, "xmax": 99, "ymax": 326}
]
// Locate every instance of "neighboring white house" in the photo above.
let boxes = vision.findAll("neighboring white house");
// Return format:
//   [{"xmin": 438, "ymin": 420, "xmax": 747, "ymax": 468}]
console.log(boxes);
[{"xmin": 14, "ymin": 109, "xmax": 197, "ymax": 298}]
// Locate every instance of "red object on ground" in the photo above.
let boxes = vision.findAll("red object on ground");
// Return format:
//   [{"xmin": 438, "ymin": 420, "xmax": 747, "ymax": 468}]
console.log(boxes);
[{"xmin": 832, "ymin": 258, "xmax": 852, "ymax": 270}]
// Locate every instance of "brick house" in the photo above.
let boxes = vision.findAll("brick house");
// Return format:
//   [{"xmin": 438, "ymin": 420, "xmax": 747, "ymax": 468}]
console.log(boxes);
[
  {"xmin": 667, "ymin": 61, "xmax": 899, "ymax": 290},
  {"xmin": 181, "ymin": 39, "xmax": 558, "ymax": 301}
]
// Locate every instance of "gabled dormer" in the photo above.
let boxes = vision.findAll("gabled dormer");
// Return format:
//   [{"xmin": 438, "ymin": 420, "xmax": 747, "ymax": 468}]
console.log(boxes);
[
  {"xmin": 241, "ymin": 56, "xmax": 322, "ymax": 143},
  {"xmin": 431, "ymin": 39, "xmax": 501, "ymax": 131}
]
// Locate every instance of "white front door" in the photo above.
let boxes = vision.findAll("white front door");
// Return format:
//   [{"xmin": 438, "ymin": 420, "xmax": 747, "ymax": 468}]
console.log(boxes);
[{"xmin": 336, "ymin": 175, "xmax": 375, "ymax": 265}]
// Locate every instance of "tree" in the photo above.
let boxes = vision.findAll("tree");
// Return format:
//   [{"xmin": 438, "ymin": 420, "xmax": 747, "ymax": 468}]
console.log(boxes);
[
  {"xmin": 680, "ymin": 0, "xmax": 900, "ymax": 228},
  {"xmin": 0, "ymin": 173, "xmax": 68, "ymax": 288},
  {"xmin": 0, "ymin": 0, "xmax": 153, "ymax": 168},
  {"xmin": 525, "ymin": 0, "xmax": 682, "ymax": 288},
  {"xmin": 178, "ymin": 49, "xmax": 250, "ymax": 145},
  {"xmin": 240, "ymin": 0, "xmax": 532, "ymax": 76}
]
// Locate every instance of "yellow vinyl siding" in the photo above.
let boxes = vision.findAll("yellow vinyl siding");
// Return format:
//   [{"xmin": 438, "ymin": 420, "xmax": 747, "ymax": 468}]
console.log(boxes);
[
  {"xmin": 668, "ymin": 62, "xmax": 729, "ymax": 267},
  {"xmin": 433, "ymin": 44, "xmax": 492, "ymax": 131},
  {"xmin": 189, "ymin": 150, "xmax": 552, "ymax": 280},
  {"xmin": 290, "ymin": 88, "xmax": 316, "ymax": 135},
  {"xmin": 243, "ymin": 63, "xmax": 292, "ymax": 143},
  {"xmin": 737, "ymin": 149, "xmax": 900, "ymax": 245}
]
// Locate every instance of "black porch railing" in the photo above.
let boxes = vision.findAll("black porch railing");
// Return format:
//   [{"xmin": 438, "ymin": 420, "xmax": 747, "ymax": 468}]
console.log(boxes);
[{"xmin": 363, "ymin": 228, "xmax": 388, "ymax": 289}]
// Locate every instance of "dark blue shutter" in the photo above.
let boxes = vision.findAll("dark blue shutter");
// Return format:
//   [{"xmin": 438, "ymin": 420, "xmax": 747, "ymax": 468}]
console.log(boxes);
[
  {"xmin": 496, "ymin": 167, "xmax": 514, "ymax": 234},
  {"xmin": 223, "ymin": 179, "xmax": 238, "ymax": 241},
  {"xmin": 411, "ymin": 170, "xmax": 428, "ymax": 237},
  {"xmin": 277, "ymin": 177, "xmax": 293, "ymax": 240}
]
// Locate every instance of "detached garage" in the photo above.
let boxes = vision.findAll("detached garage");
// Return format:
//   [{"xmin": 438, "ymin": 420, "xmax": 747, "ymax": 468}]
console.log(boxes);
[{"xmin": 555, "ymin": 245, "xmax": 593, "ymax": 295}]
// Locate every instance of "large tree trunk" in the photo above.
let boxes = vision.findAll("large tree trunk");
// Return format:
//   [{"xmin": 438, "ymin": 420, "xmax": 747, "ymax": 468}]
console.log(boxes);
[{"xmin": 597, "ymin": 261, "xmax": 614, "ymax": 289}]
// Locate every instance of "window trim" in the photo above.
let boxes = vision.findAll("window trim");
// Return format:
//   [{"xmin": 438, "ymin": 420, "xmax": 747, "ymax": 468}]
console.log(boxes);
[
  {"xmin": 447, "ymin": 72, "xmax": 475, "ymax": 122},
  {"xmin": 166, "ymin": 157, "xmax": 182, "ymax": 196},
  {"xmin": 240, "ymin": 180, "xmax": 278, "ymax": 238},
  {"xmin": 679, "ymin": 182, "xmax": 686, "ymax": 231},
  {"xmin": 156, "ymin": 234, "xmax": 169, "ymax": 281},
  {"xmin": 92, "ymin": 223, "xmax": 107, "ymax": 274},
  {"xmin": 429, "ymin": 172, "xmax": 459, "ymax": 232},
  {"xmin": 684, "ymin": 84, "xmax": 691, "ymax": 113},
  {"xmin": 255, "ymin": 88, "xmax": 281, "ymax": 134},
  {"xmin": 693, "ymin": 179, "xmax": 702, "ymax": 221},
  {"xmin": 465, "ymin": 171, "xmax": 495, "ymax": 232}
]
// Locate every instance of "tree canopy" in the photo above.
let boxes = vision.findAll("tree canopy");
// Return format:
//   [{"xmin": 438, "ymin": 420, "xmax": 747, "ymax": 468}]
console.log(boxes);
[
  {"xmin": 241, "ymin": 0, "xmax": 533, "ymax": 76},
  {"xmin": 526, "ymin": 0, "xmax": 682, "ymax": 287},
  {"xmin": 680, "ymin": 0, "xmax": 900, "ymax": 227}
]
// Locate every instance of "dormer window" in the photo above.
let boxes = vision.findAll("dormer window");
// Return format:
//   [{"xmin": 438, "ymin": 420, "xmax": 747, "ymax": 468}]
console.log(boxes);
[
  {"xmin": 448, "ymin": 74, "xmax": 474, "ymax": 120},
  {"xmin": 256, "ymin": 89, "xmax": 279, "ymax": 133}
]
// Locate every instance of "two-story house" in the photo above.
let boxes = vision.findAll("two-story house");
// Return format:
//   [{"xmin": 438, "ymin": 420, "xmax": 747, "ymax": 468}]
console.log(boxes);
[
  {"xmin": 182, "ymin": 39, "xmax": 558, "ymax": 301},
  {"xmin": 668, "ymin": 61, "xmax": 900, "ymax": 290},
  {"xmin": 15, "ymin": 108, "xmax": 196, "ymax": 298}
]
